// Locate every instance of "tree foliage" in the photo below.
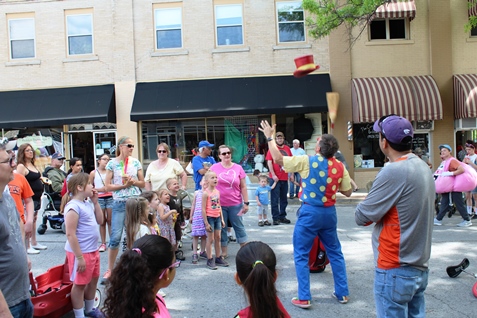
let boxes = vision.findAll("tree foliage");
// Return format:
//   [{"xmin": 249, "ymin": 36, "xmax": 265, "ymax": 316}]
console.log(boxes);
[{"xmin": 302, "ymin": 0, "xmax": 477, "ymax": 40}]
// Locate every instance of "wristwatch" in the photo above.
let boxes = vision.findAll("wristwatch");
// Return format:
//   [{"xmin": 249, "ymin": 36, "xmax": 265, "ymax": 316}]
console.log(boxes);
[
  {"xmin": 267, "ymin": 137, "xmax": 273, "ymax": 142},
  {"xmin": 243, "ymin": 202, "xmax": 250, "ymax": 206}
]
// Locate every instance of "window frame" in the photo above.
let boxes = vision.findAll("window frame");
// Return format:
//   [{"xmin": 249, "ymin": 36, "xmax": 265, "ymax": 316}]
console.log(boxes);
[
  {"xmin": 471, "ymin": 25, "xmax": 477, "ymax": 37},
  {"xmin": 214, "ymin": 4, "xmax": 244, "ymax": 47},
  {"xmin": 8, "ymin": 17, "xmax": 36, "ymax": 60},
  {"xmin": 66, "ymin": 13, "xmax": 94, "ymax": 56},
  {"xmin": 154, "ymin": 7, "xmax": 183, "ymax": 50},
  {"xmin": 368, "ymin": 17, "xmax": 410, "ymax": 41},
  {"xmin": 276, "ymin": 1, "xmax": 306, "ymax": 44}
]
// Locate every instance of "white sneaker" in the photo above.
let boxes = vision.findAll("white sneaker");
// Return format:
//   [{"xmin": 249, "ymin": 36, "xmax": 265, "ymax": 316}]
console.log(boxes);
[
  {"xmin": 27, "ymin": 247, "xmax": 40, "ymax": 254},
  {"xmin": 457, "ymin": 220, "xmax": 472, "ymax": 227},
  {"xmin": 31, "ymin": 243, "xmax": 47, "ymax": 250},
  {"xmin": 434, "ymin": 218, "xmax": 442, "ymax": 226}
]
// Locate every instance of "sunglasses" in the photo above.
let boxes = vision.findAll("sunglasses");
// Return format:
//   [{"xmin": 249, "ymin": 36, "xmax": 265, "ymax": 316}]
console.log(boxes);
[
  {"xmin": 158, "ymin": 261, "xmax": 181, "ymax": 280},
  {"xmin": 122, "ymin": 144, "xmax": 134, "ymax": 148},
  {"xmin": 220, "ymin": 151, "xmax": 231, "ymax": 156},
  {"xmin": 0, "ymin": 156, "xmax": 15, "ymax": 167},
  {"xmin": 157, "ymin": 150, "xmax": 167, "ymax": 154}
]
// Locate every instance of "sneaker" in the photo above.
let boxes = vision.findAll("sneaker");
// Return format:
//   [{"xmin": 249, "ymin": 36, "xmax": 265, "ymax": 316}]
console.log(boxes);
[
  {"xmin": 263, "ymin": 220, "xmax": 271, "ymax": 226},
  {"xmin": 27, "ymin": 247, "xmax": 40, "ymax": 254},
  {"xmin": 199, "ymin": 251, "xmax": 208, "ymax": 260},
  {"xmin": 434, "ymin": 218, "xmax": 442, "ymax": 226},
  {"xmin": 207, "ymin": 258, "xmax": 217, "ymax": 270},
  {"xmin": 279, "ymin": 218, "xmax": 291, "ymax": 224},
  {"xmin": 192, "ymin": 254, "xmax": 199, "ymax": 264},
  {"xmin": 457, "ymin": 220, "xmax": 472, "ymax": 227},
  {"xmin": 291, "ymin": 297, "xmax": 311, "ymax": 309},
  {"xmin": 289, "ymin": 195, "xmax": 295, "ymax": 199},
  {"xmin": 175, "ymin": 250, "xmax": 186, "ymax": 261},
  {"xmin": 258, "ymin": 221, "xmax": 264, "ymax": 227},
  {"xmin": 98, "ymin": 243, "xmax": 107, "ymax": 252},
  {"xmin": 215, "ymin": 256, "xmax": 229, "ymax": 267},
  {"xmin": 273, "ymin": 220, "xmax": 280, "ymax": 225},
  {"xmin": 332, "ymin": 291, "xmax": 349, "ymax": 304},
  {"xmin": 228, "ymin": 235, "xmax": 236, "ymax": 242},
  {"xmin": 85, "ymin": 308, "xmax": 104, "ymax": 318},
  {"xmin": 31, "ymin": 243, "xmax": 47, "ymax": 250},
  {"xmin": 100, "ymin": 269, "xmax": 111, "ymax": 285}
]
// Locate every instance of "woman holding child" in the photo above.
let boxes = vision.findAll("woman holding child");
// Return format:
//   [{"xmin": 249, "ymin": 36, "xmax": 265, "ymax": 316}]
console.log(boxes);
[
  {"xmin": 145, "ymin": 143, "xmax": 187, "ymax": 191},
  {"xmin": 210, "ymin": 145, "xmax": 249, "ymax": 259}
]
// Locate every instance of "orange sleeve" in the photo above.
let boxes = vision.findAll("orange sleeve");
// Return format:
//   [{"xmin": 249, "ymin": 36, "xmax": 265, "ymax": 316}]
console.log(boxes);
[{"xmin": 448, "ymin": 159, "xmax": 460, "ymax": 171}]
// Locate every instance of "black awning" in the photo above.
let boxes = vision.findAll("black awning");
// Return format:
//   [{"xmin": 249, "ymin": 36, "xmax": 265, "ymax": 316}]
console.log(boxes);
[
  {"xmin": 0, "ymin": 84, "xmax": 116, "ymax": 129},
  {"xmin": 131, "ymin": 74, "xmax": 331, "ymax": 121}
]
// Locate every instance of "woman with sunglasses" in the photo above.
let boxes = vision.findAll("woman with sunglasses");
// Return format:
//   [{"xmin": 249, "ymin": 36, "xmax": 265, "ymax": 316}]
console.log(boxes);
[
  {"xmin": 16, "ymin": 143, "xmax": 48, "ymax": 254},
  {"xmin": 102, "ymin": 136, "xmax": 145, "ymax": 283},
  {"xmin": 210, "ymin": 145, "xmax": 249, "ymax": 259},
  {"xmin": 145, "ymin": 143, "xmax": 187, "ymax": 192},
  {"xmin": 102, "ymin": 235, "xmax": 178, "ymax": 318}
]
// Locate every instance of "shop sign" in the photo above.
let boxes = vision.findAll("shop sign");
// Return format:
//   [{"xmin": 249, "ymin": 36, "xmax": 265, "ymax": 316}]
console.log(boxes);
[{"xmin": 17, "ymin": 136, "xmax": 53, "ymax": 149}]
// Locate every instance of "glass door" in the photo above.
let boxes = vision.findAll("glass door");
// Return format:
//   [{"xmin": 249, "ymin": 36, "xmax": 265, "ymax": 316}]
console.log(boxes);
[{"xmin": 93, "ymin": 131, "xmax": 117, "ymax": 169}]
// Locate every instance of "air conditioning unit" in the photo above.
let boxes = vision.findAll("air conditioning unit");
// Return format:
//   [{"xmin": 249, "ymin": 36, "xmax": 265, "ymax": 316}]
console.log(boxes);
[
  {"xmin": 455, "ymin": 118, "xmax": 477, "ymax": 130},
  {"xmin": 412, "ymin": 120, "xmax": 434, "ymax": 132}
]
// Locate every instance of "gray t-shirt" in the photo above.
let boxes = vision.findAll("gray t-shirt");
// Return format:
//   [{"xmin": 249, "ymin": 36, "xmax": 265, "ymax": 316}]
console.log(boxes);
[
  {"xmin": 355, "ymin": 154, "xmax": 434, "ymax": 270},
  {"xmin": 0, "ymin": 191, "xmax": 30, "ymax": 307}
]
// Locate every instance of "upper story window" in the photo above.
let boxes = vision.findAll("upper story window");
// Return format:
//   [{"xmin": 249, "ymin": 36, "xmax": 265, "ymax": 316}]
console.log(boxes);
[
  {"xmin": 155, "ymin": 8, "xmax": 182, "ymax": 49},
  {"xmin": 66, "ymin": 14, "xmax": 93, "ymax": 55},
  {"xmin": 215, "ymin": 4, "xmax": 243, "ymax": 46},
  {"xmin": 8, "ymin": 18, "xmax": 35, "ymax": 59},
  {"xmin": 471, "ymin": 25, "xmax": 477, "ymax": 37},
  {"xmin": 369, "ymin": 18, "xmax": 409, "ymax": 40},
  {"xmin": 276, "ymin": 1, "xmax": 305, "ymax": 43}
]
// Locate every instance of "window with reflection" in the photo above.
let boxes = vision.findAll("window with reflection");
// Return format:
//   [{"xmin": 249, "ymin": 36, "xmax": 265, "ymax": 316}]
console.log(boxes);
[
  {"xmin": 215, "ymin": 4, "xmax": 243, "ymax": 46},
  {"xmin": 66, "ymin": 14, "xmax": 93, "ymax": 55},
  {"xmin": 155, "ymin": 8, "xmax": 182, "ymax": 49},
  {"xmin": 276, "ymin": 1, "xmax": 305, "ymax": 43}
]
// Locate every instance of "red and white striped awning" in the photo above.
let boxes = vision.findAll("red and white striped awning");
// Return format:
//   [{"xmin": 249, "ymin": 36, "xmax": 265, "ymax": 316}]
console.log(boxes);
[
  {"xmin": 351, "ymin": 76, "xmax": 443, "ymax": 123},
  {"xmin": 373, "ymin": 0, "xmax": 416, "ymax": 21},
  {"xmin": 454, "ymin": 74, "xmax": 477, "ymax": 119},
  {"xmin": 469, "ymin": 0, "xmax": 477, "ymax": 17}
]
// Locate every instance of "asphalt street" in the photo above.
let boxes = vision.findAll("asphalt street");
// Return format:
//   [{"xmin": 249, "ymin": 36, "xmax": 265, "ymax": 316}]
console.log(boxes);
[{"xmin": 29, "ymin": 197, "xmax": 477, "ymax": 318}]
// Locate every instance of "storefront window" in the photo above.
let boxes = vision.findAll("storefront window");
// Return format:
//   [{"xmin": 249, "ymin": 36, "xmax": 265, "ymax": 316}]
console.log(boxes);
[{"xmin": 353, "ymin": 123, "xmax": 385, "ymax": 168}]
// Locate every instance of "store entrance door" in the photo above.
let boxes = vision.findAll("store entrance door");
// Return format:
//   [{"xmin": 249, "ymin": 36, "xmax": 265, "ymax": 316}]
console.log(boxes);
[{"xmin": 68, "ymin": 130, "xmax": 116, "ymax": 173}]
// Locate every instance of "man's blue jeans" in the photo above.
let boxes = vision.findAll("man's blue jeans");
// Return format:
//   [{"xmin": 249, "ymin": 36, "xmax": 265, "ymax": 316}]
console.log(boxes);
[
  {"xmin": 9, "ymin": 298, "xmax": 33, "ymax": 318},
  {"xmin": 374, "ymin": 267, "xmax": 429, "ymax": 318},
  {"xmin": 270, "ymin": 179, "xmax": 288, "ymax": 221}
]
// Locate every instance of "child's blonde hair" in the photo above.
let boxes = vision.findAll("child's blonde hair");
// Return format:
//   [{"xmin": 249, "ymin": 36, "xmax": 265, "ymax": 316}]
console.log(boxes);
[
  {"xmin": 204, "ymin": 170, "xmax": 216, "ymax": 180},
  {"xmin": 166, "ymin": 178, "xmax": 177, "ymax": 189},
  {"xmin": 60, "ymin": 172, "xmax": 89, "ymax": 213},
  {"xmin": 157, "ymin": 189, "xmax": 169, "ymax": 202},
  {"xmin": 258, "ymin": 175, "xmax": 269, "ymax": 182},
  {"xmin": 125, "ymin": 197, "xmax": 149, "ymax": 249}
]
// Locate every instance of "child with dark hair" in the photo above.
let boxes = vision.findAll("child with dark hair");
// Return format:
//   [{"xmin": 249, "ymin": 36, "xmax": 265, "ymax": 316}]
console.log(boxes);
[
  {"xmin": 234, "ymin": 241, "xmax": 290, "ymax": 318},
  {"xmin": 103, "ymin": 235, "xmax": 179, "ymax": 318},
  {"xmin": 63, "ymin": 173, "xmax": 103, "ymax": 318}
]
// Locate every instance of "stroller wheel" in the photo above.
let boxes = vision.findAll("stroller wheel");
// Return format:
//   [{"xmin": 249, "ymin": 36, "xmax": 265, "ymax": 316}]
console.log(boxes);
[
  {"xmin": 37, "ymin": 224, "xmax": 47, "ymax": 235},
  {"xmin": 61, "ymin": 222, "xmax": 66, "ymax": 234},
  {"xmin": 94, "ymin": 288, "xmax": 102, "ymax": 308}
]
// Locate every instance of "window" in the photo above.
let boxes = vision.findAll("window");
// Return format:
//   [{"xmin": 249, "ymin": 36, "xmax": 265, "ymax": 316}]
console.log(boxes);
[
  {"xmin": 369, "ymin": 18, "xmax": 408, "ymax": 40},
  {"xmin": 155, "ymin": 8, "xmax": 182, "ymax": 49},
  {"xmin": 8, "ymin": 18, "xmax": 35, "ymax": 59},
  {"xmin": 276, "ymin": 1, "xmax": 305, "ymax": 43},
  {"xmin": 66, "ymin": 14, "xmax": 93, "ymax": 55},
  {"xmin": 215, "ymin": 4, "xmax": 243, "ymax": 46},
  {"xmin": 472, "ymin": 25, "xmax": 477, "ymax": 37}
]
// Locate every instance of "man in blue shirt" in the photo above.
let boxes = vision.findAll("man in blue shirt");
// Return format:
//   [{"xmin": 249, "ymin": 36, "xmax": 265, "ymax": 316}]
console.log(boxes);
[{"xmin": 192, "ymin": 140, "xmax": 216, "ymax": 190}]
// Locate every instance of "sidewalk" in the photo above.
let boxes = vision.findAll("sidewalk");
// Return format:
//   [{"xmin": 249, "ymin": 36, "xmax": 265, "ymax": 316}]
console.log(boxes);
[{"xmin": 29, "ymin": 201, "xmax": 477, "ymax": 318}]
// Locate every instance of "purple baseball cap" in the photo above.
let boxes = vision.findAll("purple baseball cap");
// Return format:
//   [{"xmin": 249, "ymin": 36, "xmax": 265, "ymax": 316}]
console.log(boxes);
[{"xmin": 373, "ymin": 115, "xmax": 413, "ymax": 145}]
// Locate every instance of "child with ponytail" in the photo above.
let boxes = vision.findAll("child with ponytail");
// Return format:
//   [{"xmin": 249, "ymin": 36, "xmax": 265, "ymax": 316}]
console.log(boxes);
[{"xmin": 234, "ymin": 241, "xmax": 290, "ymax": 318}]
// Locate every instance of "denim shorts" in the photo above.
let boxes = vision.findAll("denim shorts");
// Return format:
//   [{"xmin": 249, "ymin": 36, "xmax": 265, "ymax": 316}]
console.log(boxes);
[
  {"xmin": 98, "ymin": 196, "xmax": 113, "ymax": 209},
  {"xmin": 108, "ymin": 200, "xmax": 127, "ymax": 249},
  {"xmin": 207, "ymin": 216, "xmax": 222, "ymax": 232}
]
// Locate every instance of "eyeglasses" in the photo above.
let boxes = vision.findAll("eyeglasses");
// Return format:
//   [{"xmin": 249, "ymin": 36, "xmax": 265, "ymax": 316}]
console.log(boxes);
[
  {"xmin": 122, "ymin": 144, "xmax": 134, "ymax": 148},
  {"xmin": 220, "ymin": 151, "xmax": 231, "ymax": 156},
  {"xmin": 24, "ymin": 149, "xmax": 34, "ymax": 153},
  {"xmin": 157, "ymin": 150, "xmax": 167, "ymax": 154},
  {"xmin": 0, "ymin": 156, "xmax": 14, "ymax": 167},
  {"xmin": 158, "ymin": 261, "xmax": 181, "ymax": 279},
  {"xmin": 57, "ymin": 158, "xmax": 65, "ymax": 161}
]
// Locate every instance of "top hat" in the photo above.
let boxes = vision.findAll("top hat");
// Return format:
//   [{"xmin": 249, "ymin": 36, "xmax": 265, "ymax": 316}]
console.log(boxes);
[{"xmin": 293, "ymin": 54, "xmax": 320, "ymax": 78}]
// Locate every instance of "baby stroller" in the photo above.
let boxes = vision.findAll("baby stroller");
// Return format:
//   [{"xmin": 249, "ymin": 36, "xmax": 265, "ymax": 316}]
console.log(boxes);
[
  {"xmin": 29, "ymin": 258, "xmax": 101, "ymax": 318},
  {"xmin": 37, "ymin": 177, "xmax": 65, "ymax": 235}
]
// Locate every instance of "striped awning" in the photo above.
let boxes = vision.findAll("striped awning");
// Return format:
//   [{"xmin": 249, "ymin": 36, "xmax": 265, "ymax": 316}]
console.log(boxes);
[
  {"xmin": 469, "ymin": 0, "xmax": 477, "ymax": 17},
  {"xmin": 373, "ymin": 0, "xmax": 416, "ymax": 21},
  {"xmin": 454, "ymin": 74, "xmax": 477, "ymax": 119},
  {"xmin": 352, "ymin": 76, "xmax": 443, "ymax": 123}
]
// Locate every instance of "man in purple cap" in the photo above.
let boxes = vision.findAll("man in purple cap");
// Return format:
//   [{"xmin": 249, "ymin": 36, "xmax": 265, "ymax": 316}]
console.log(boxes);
[
  {"xmin": 355, "ymin": 115, "xmax": 434, "ymax": 318},
  {"xmin": 192, "ymin": 141, "xmax": 216, "ymax": 190}
]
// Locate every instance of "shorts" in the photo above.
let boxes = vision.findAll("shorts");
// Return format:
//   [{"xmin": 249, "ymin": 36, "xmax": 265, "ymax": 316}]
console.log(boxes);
[
  {"xmin": 257, "ymin": 204, "xmax": 269, "ymax": 216},
  {"xmin": 98, "ymin": 196, "xmax": 114, "ymax": 209},
  {"xmin": 66, "ymin": 250, "xmax": 100, "ymax": 285},
  {"xmin": 207, "ymin": 216, "xmax": 222, "ymax": 232}
]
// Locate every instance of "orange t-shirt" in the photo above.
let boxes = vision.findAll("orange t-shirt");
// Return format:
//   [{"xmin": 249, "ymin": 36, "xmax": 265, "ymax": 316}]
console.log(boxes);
[{"xmin": 8, "ymin": 172, "xmax": 34, "ymax": 224}]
